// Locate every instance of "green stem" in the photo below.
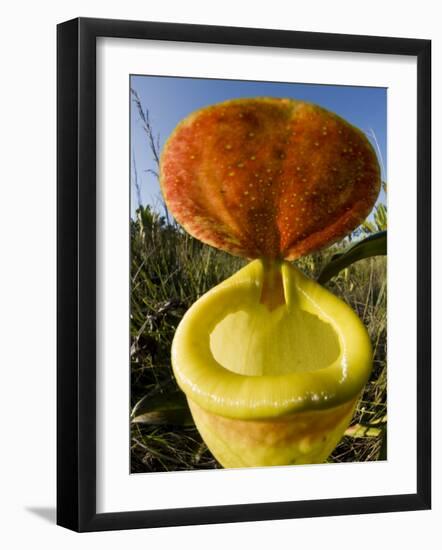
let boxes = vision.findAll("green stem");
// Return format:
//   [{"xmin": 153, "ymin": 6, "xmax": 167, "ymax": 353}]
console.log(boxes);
[{"xmin": 259, "ymin": 259, "xmax": 286, "ymax": 311}]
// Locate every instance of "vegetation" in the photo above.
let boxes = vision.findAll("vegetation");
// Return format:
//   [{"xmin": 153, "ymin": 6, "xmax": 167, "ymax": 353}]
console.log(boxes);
[
  {"xmin": 130, "ymin": 90, "xmax": 387, "ymax": 471},
  {"xmin": 130, "ymin": 205, "xmax": 387, "ymax": 472}
]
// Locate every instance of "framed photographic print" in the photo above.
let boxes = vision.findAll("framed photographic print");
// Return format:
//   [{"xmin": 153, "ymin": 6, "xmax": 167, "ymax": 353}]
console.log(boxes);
[{"xmin": 57, "ymin": 17, "xmax": 431, "ymax": 532}]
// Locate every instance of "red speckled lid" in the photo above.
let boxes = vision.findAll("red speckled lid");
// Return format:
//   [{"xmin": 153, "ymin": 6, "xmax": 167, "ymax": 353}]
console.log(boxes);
[{"xmin": 160, "ymin": 98, "xmax": 380, "ymax": 260}]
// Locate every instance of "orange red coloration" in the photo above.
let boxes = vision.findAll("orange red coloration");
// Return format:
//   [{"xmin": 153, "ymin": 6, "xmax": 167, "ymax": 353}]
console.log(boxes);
[
  {"xmin": 160, "ymin": 98, "xmax": 381, "ymax": 260},
  {"xmin": 188, "ymin": 397, "xmax": 358, "ymax": 467}
]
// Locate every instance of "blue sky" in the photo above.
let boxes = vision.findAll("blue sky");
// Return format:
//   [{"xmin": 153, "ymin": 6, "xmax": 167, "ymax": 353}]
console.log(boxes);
[{"xmin": 130, "ymin": 75, "xmax": 387, "ymax": 219}]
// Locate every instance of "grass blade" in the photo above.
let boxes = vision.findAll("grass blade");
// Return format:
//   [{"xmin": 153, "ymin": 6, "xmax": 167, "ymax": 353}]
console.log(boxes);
[{"xmin": 131, "ymin": 390, "xmax": 194, "ymax": 426}]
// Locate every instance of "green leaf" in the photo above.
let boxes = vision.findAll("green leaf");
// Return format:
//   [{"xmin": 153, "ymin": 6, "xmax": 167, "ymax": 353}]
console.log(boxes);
[
  {"xmin": 344, "ymin": 424, "xmax": 382, "ymax": 438},
  {"xmin": 131, "ymin": 390, "xmax": 194, "ymax": 426},
  {"xmin": 318, "ymin": 231, "xmax": 387, "ymax": 284},
  {"xmin": 344, "ymin": 415, "xmax": 387, "ymax": 439}
]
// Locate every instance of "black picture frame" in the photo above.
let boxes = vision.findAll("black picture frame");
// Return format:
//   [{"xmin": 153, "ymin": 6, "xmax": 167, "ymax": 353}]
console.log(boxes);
[{"xmin": 57, "ymin": 17, "xmax": 431, "ymax": 532}]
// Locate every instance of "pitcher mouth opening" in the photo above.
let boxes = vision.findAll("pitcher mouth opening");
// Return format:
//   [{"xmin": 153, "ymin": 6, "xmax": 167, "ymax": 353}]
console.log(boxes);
[{"xmin": 209, "ymin": 297, "xmax": 341, "ymax": 377}]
